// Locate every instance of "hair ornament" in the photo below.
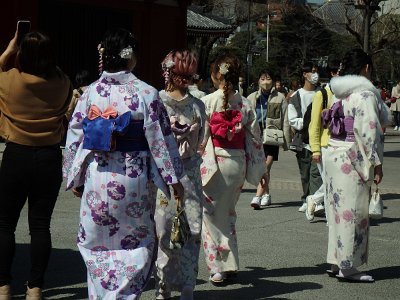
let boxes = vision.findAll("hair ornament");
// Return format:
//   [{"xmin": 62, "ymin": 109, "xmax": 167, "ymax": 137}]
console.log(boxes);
[
  {"xmin": 337, "ymin": 62, "xmax": 343, "ymax": 75},
  {"xmin": 119, "ymin": 46, "xmax": 133, "ymax": 59},
  {"xmin": 97, "ymin": 43, "xmax": 105, "ymax": 75},
  {"xmin": 163, "ymin": 59, "xmax": 175, "ymax": 70},
  {"xmin": 219, "ymin": 62, "xmax": 230, "ymax": 75},
  {"xmin": 193, "ymin": 73, "xmax": 200, "ymax": 80}
]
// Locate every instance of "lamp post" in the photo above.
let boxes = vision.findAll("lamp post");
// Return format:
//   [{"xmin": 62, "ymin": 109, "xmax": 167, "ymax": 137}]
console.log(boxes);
[
  {"xmin": 246, "ymin": 0, "xmax": 253, "ymax": 89},
  {"xmin": 266, "ymin": 3, "xmax": 270, "ymax": 63},
  {"xmin": 353, "ymin": 0, "xmax": 381, "ymax": 53}
]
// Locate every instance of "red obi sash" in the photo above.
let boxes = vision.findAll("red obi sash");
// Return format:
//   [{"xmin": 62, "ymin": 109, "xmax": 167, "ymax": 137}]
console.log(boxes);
[{"xmin": 210, "ymin": 110, "xmax": 245, "ymax": 149}]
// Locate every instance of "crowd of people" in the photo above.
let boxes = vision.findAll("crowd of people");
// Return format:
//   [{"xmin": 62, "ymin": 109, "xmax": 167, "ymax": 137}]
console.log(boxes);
[{"xmin": 0, "ymin": 25, "xmax": 396, "ymax": 300}]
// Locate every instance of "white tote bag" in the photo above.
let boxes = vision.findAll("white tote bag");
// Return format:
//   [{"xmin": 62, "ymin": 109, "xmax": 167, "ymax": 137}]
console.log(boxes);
[{"xmin": 369, "ymin": 185, "xmax": 383, "ymax": 219}]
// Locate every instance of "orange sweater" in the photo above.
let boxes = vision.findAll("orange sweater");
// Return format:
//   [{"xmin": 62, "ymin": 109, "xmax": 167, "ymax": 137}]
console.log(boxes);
[{"xmin": 0, "ymin": 67, "xmax": 72, "ymax": 146}]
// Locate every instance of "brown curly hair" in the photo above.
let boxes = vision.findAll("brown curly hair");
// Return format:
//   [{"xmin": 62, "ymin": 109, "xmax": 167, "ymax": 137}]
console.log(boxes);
[{"xmin": 210, "ymin": 54, "xmax": 241, "ymax": 113}]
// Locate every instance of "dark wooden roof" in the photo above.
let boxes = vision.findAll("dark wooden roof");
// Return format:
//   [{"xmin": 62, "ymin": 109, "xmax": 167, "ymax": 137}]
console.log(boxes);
[{"xmin": 187, "ymin": 9, "xmax": 233, "ymax": 37}]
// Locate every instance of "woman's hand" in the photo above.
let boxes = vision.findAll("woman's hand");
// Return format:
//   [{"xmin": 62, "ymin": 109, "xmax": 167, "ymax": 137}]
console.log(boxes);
[
  {"xmin": 72, "ymin": 185, "xmax": 84, "ymax": 198},
  {"xmin": 172, "ymin": 182, "xmax": 185, "ymax": 207},
  {"xmin": 0, "ymin": 31, "xmax": 18, "ymax": 68},
  {"xmin": 374, "ymin": 165, "xmax": 383, "ymax": 184}
]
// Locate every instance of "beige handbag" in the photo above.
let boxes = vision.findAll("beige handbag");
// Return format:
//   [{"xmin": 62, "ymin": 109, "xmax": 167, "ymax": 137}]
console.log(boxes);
[
  {"xmin": 260, "ymin": 104, "xmax": 284, "ymax": 146},
  {"xmin": 263, "ymin": 125, "xmax": 284, "ymax": 146},
  {"xmin": 169, "ymin": 196, "xmax": 191, "ymax": 249}
]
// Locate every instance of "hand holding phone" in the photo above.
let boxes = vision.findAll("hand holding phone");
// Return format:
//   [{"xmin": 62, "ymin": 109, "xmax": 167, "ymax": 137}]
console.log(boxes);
[{"xmin": 17, "ymin": 20, "xmax": 31, "ymax": 46}]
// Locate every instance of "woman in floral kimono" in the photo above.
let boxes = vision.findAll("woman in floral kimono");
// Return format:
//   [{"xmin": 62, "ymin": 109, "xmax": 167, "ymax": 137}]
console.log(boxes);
[
  {"xmin": 63, "ymin": 29, "xmax": 184, "ymax": 299},
  {"xmin": 323, "ymin": 49, "xmax": 391, "ymax": 282},
  {"xmin": 154, "ymin": 50, "xmax": 206, "ymax": 300},
  {"xmin": 200, "ymin": 54, "xmax": 266, "ymax": 284}
]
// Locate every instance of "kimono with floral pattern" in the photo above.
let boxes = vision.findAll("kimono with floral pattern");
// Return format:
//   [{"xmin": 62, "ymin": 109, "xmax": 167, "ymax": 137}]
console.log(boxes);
[
  {"xmin": 200, "ymin": 89, "xmax": 265, "ymax": 275},
  {"xmin": 154, "ymin": 91, "xmax": 206, "ymax": 296},
  {"xmin": 63, "ymin": 71, "xmax": 183, "ymax": 300},
  {"xmin": 324, "ymin": 75, "xmax": 388, "ymax": 269}
]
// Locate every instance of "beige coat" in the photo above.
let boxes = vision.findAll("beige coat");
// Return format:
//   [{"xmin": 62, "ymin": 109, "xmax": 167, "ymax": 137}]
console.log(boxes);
[
  {"xmin": 390, "ymin": 85, "xmax": 400, "ymax": 112},
  {"xmin": 247, "ymin": 88, "xmax": 291, "ymax": 150}
]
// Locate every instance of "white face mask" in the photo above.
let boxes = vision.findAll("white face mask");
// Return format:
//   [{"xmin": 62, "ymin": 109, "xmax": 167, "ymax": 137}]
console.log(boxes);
[{"xmin": 308, "ymin": 73, "xmax": 319, "ymax": 85}]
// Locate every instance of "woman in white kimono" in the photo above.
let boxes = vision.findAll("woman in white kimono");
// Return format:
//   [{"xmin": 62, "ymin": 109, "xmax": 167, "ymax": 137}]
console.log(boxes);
[
  {"xmin": 323, "ymin": 49, "xmax": 391, "ymax": 282},
  {"xmin": 154, "ymin": 50, "xmax": 206, "ymax": 300},
  {"xmin": 200, "ymin": 54, "xmax": 266, "ymax": 284},
  {"xmin": 63, "ymin": 29, "xmax": 184, "ymax": 299}
]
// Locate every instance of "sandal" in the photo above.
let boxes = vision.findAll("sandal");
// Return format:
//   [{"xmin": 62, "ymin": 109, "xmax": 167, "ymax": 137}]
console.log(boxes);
[
  {"xmin": 209, "ymin": 273, "xmax": 226, "ymax": 285},
  {"xmin": 336, "ymin": 272, "xmax": 375, "ymax": 283},
  {"xmin": 326, "ymin": 269, "xmax": 339, "ymax": 277}
]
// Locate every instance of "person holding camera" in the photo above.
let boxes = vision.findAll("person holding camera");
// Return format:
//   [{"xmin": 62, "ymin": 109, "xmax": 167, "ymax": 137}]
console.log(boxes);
[{"xmin": 0, "ymin": 30, "xmax": 72, "ymax": 300}]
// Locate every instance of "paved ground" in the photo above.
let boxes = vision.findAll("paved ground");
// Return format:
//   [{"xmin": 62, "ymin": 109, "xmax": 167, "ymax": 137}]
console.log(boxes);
[{"xmin": 1, "ymin": 129, "xmax": 399, "ymax": 299}]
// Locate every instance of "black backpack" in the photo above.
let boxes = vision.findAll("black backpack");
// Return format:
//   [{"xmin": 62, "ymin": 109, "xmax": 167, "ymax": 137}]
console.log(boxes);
[{"xmin": 301, "ymin": 88, "xmax": 328, "ymax": 144}]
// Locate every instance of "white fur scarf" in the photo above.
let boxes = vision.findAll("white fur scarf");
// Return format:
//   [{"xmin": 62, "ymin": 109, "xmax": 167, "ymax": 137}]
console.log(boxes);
[{"xmin": 330, "ymin": 75, "xmax": 392, "ymax": 126}]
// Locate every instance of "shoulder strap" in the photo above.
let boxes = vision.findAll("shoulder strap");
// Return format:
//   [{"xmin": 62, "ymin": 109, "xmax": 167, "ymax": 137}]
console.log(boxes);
[{"xmin": 321, "ymin": 88, "xmax": 328, "ymax": 109}]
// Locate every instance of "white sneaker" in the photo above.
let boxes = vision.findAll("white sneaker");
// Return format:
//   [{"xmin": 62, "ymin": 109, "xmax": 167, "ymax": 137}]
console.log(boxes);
[
  {"xmin": 250, "ymin": 196, "xmax": 261, "ymax": 210},
  {"xmin": 395, "ymin": 126, "xmax": 399, "ymax": 130},
  {"xmin": 298, "ymin": 202, "xmax": 307, "ymax": 212},
  {"xmin": 260, "ymin": 194, "xmax": 271, "ymax": 206},
  {"xmin": 305, "ymin": 196, "xmax": 316, "ymax": 221}
]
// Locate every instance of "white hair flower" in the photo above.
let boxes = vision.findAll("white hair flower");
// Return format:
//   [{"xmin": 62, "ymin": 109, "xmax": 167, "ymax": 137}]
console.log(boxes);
[
  {"xmin": 219, "ymin": 63, "xmax": 230, "ymax": 75},
  {"xmin": 119, "ymin": 46, "xmax": 133, "ymax": 59},
  {"xmin": 164, "ymin": 59, "xmax": 175, "ymax": 69}
]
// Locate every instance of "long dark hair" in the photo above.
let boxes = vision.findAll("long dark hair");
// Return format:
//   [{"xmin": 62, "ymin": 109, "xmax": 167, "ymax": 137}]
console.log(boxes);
[
  {"xmin": 101, "ymin": 28, "xmax": 138, "ymax": 72},
  {"xmin": 16, "ymin": 31, "xmax": 57, "ymax": 78},
  {"xmin": 210, "ymin": 54, "xmax": 241, "ymax": 112},
  {"xmin": 339, "ymin": 49, "xmax": 372, "ymax": 76}
]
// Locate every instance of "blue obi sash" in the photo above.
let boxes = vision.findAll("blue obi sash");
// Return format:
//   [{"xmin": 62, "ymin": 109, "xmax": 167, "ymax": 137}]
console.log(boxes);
[{"xmin": 82, "ymin": 110, "xmax": 148, "ymax": 152}]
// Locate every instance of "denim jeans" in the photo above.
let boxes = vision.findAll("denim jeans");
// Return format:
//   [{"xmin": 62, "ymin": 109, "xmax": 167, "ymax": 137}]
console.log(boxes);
[{"xmin": 0, "ymin": 142, "xmax": 62, "ymax": 288}]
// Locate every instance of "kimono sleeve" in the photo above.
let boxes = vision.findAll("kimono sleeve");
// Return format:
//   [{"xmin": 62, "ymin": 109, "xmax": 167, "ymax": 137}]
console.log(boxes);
[
  {"xmin": 62, "ymin": 87, "xmax": 91, "ymax": 189},
  {"xmin": 142, "ymin": 88, "xmax": 184, "ymax": 185},
  {"xmin": 353, "ymin": 92, "xmax": 384, "ymax": 167},
  {"xmin": 242, "ymin": 98, "xmax": 266, "ymax": 185}
]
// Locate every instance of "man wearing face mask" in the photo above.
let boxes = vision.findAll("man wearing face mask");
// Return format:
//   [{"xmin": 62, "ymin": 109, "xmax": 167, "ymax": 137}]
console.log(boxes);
[
  {"xmin": 288, "ymin": 62, "xmax": 322, "ymax": 213},
  {"xmin": 247, "ymin": 70, "xmax": 290, "ymax": 209}
]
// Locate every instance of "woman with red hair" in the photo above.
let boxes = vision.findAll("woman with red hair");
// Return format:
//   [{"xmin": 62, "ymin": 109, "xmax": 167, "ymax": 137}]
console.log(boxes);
[{"xmin": 154, "ymin": 50, "xmax": 207, "ymax": 300}]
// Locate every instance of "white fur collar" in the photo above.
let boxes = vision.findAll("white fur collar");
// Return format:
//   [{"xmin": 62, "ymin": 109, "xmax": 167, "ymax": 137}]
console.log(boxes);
[
  {"xmin": 331, "ymin": 74, "xmax": 392, "ymax": 126},
  {"xmin": 330, "ymin": 75, "xmax": 380, "ymax": 100}
]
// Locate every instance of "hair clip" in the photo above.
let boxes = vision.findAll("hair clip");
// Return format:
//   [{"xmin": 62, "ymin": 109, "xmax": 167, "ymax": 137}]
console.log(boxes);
[
  {"xmin": 119, "ymin": 46, "xmax": 133, "ymax": 59},
  {"xmin": 219, "ymin": 63, "xmax": 230, "ymax": 75}
]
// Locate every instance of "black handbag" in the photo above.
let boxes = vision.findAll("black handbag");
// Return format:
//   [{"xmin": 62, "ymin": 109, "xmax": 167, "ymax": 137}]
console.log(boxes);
[{"xmin": 289, "ymin": 131, "xmax": 304, "ymax": 152}]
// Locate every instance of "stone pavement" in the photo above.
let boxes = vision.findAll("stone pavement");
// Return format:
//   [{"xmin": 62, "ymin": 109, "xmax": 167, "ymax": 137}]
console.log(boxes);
[{"xmin": 1, "ymin": 128, "xmax": 399, "ymax": 299}]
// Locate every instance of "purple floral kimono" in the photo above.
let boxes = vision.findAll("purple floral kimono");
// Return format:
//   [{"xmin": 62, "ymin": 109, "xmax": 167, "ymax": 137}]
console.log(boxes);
[{"xmin": 63, "ymin": 71, "xmax": 183, "ymax": 300}]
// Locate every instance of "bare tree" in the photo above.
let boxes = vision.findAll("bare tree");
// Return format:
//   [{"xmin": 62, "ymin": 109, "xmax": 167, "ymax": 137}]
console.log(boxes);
[{"xmin": 313, "ymin": 0, "xmax": 400, "ymax": 54}]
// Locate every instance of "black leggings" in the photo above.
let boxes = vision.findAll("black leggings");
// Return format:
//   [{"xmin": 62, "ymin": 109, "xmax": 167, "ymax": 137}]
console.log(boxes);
[{"xmin": 0, "ymin": 143, "xmax": 62, "ymax": 288}]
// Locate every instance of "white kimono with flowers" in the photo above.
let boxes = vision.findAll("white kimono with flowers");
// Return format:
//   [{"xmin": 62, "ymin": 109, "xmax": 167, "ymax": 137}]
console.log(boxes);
[
  {"xmin": 200, "ymin": 89, "xmax": 265, "ymax": 275},
  {"xmin": 63, "ymin": 71, "xmax": 183, "ymax": 300},
  {"xmin": 324, "ymin": 75, "xmax": 390, "ymax": 269},
  {"xmin": 154, "ymin": 91, "xmax": 206, "ymax": 295}
]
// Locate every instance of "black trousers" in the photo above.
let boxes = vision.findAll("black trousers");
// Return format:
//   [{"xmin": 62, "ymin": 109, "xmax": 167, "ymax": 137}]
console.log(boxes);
[{"xmin": 0, "ymin": 142, "xmax": 62, "ymax": 288}]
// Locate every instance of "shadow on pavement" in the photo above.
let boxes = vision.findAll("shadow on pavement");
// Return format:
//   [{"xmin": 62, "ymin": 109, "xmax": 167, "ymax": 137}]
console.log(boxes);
[
  {"xmin": 193, "ymin": 266, "xmax": 322, "ymax": 300},
  {"xmin": 370, "ymin": 217, "xmax": 400, "ymax": 226},
  {"xmin": 368, "ymin": 266, "xmax": 400, "ymax": 280},
  {"xmin": 381, "ymin": 193, "xmax": 400, "ymax": 201},
  {"xmin": 11, "ymin": 244, "xmax": 87, "ymax": 299},
  {"xmin": 383, "ymin": 150, "xmax": 400, "ymax": 158}
]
